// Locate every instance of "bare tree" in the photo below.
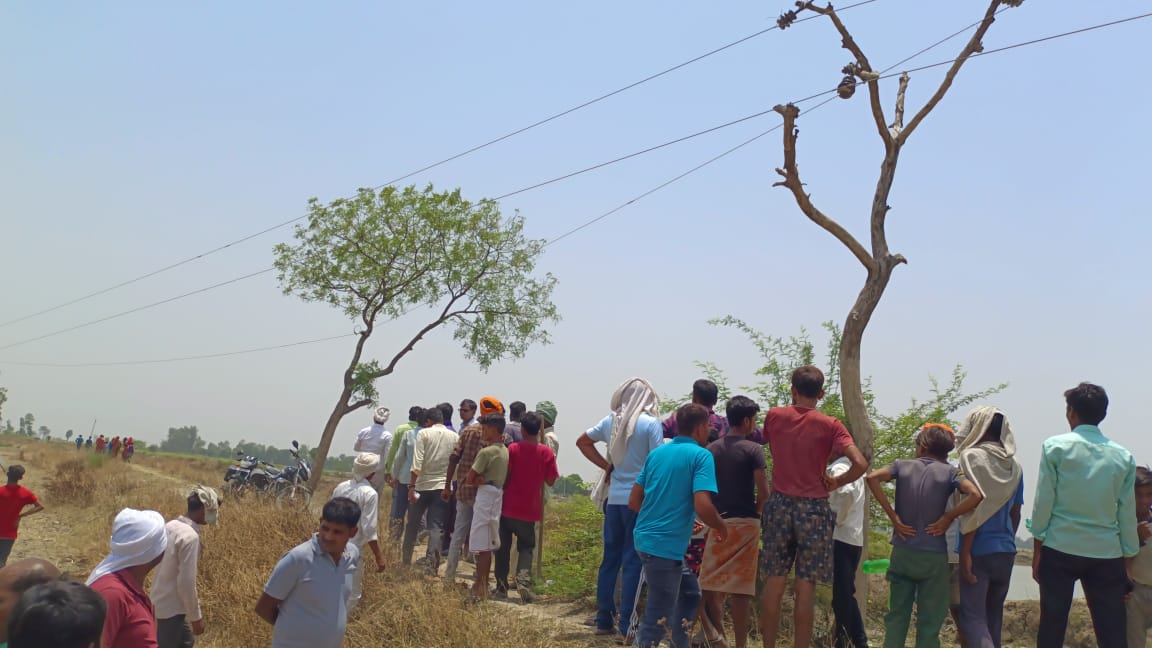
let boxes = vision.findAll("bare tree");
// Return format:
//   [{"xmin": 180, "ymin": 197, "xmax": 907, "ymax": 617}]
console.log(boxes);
[{"xmin": 771, "ymin": 0, "xmax": 1023, "ymax": 601}]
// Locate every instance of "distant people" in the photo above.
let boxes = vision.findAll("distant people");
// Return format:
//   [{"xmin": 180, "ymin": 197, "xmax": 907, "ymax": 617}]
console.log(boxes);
[
  {"xmin": 437, "ymin": 402, "xmax": 455, "ymax": 432},
  {"xmin": 403, "ymin": 407, "xmax": 458, "ymax": 569},
  {"xmin": 867, "ymin": 424, "xmax": 983, "ymax": 648},
  {"xmin": 576, "ymin": 377, "xmax": 663, "ymax": 641},
  {"xmin": 0, "ymin": 557, "xmax": 62, "ymax": 647},
  {"xmin": 760, "ymin": 366, "xmax": 868, "ymax": 648},
  {"xmin": 827, "ymin": 448, "xmax": 869, "ymax": 648},
  {"xmin": 85, "ymin": 436, "xmax": 93, "ymax": 450},
  {"xmin": 953, "ymin": 407, "xmax": 1024, "ymax": 648},
  {"xmin": 95, "ymin": 435, "xmax": 106, "ymax": 453},
  {"xmin": 698, "ymin": 396, "xmax": 768, "ymax": 648},
  {"xmin": 494, "ymin": 412, "xmax": 558, "ymax": 602},
  {"xmin": 444, "ymin": 400, "xmax": 500, "ymax": 583},
  {"xmin": 122, "ymin": 439, "xmax": 135, "ymax": 463},
  {"xmin": 110, "ymin": 436, "xmax": 121, "ymax": 458},
  {"xmin": 458, "ymin": 399, "xmax": 479, "ymax": 430},
  {"xmin": 1032, "ymin": 383, "xmax": 1137, "ymax": 648},
  {"xmin": 0, "ymin": 466, "xmax": 45, "ymax": 567},
  {"xmin": 7, "ymin": 579, "xmax": 107, "ymax": 648},
  {"xmin": 151, "ymin": 486, "xmax": 220, "ymax": 648},
  {"xmin": 385, "ymin": 406, "xmax": 424, "ymax": 540},
  {"xmin": 1127, "ymin": 467, "xmax": 1152, "ymax": 648},
  {"xmin": 536, "ymin": 401, "xmax": 559, "ymax": 458},
  {"xmin": 354, "ymin": 407, "xmax": 392, "ymax": 494},
  {"xmin": 663, "ymin": 379, "xmax": 730, "ymax": 443},
  {"xmin": 75, "ymin": 435, "xmax": 83, "ymax": 450},
  {"xmin": 256, "ymin": 497, "xmax": 361, "ymax": 648},
  {"xmin": 630, "ymin": 403, "xmax": 727, "ymax": 648},
  {"xmin": 465, "ymin": 414, "xmax": 510, "ymax": 601},
  {"xmin": 331, "ymin": 454, "xmax": 386, "ymax": 612},
  {"xmin": 86, "ymin": 508, "xmax": 169, "ymax": 648}
]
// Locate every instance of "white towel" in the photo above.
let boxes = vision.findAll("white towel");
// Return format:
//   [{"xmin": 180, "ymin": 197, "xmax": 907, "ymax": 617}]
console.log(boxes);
[
  {"xmin": 86, "ymin": 508, "xmax": 168, "ymax": 585},
  {"xmin": 956, "ymin": 406, "xmax": 1023, "ymax": 534}
]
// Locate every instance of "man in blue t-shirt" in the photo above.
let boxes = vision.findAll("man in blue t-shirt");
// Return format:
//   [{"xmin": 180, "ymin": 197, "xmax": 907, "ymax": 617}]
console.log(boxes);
[{"xmin": 629, "ymin": 403, "xmax": 728, "ymax": 648}]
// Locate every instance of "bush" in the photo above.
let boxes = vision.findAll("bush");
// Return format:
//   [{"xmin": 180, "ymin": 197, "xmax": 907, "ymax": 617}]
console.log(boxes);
[
  {"xmin": 45, "ymin": 458, "xmax": 98, "ymax": 507},
  {"xmin": 539, "ymin": 495, "xmax": 602, "ymax": 599}
]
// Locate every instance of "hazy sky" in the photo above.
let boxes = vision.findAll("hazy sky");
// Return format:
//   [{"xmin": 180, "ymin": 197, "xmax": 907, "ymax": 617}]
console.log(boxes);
[{"xmin": 2, "ymin": 2, "xmax": 1149, "ymax": 518}]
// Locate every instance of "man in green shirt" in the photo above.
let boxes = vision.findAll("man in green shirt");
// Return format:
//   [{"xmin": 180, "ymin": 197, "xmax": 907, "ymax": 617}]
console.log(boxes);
[
  {"xmin": 384, "ymin": 406, "xmax": 423, "ymax": 540},
  {"xmin": 466, "ymin": 414, "xmax": 510, "ymax": 602},
  {"xmin": 1032, "ymin": 382, "xmax": 1137, "ymax": 648}
]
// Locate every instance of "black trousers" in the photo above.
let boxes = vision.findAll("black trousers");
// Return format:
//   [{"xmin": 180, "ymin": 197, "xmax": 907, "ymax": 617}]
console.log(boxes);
[
  {"xmin": 831, "ymin": 540, "xmax": 869, "ymax": 648},
  {"xmin": 1037, "ymin": 545, "xmax": 1129, "ymax": 648},
  {"xmin": 494, "ymin": 515, "xmax": 536, "ymax": 591},
  {"xmin": 157, "ymin": 615, "xmax": 195, "ymax": 648}
]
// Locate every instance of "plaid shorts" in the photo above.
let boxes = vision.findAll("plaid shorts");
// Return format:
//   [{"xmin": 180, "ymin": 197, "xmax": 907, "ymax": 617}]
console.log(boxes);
[{"xmin": 760, "ymin": 492, "xmax": 836, "ymax": 583}]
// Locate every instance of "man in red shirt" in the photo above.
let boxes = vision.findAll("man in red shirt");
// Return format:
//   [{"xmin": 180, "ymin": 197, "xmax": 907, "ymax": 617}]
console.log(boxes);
[
  {"xmin": 759, "ymin": 366, "xmax": 869, "ymax": 648},
  {"xmin": 86, "ymin": 508, "xmax": 168, "ymax": 648},
  {"xmin": 0, "ymin": 466, "xmax": 45, "ymax": 567},
  {"xmin": 494, "ymin": 412, "xmax": 559, "ymax": 603}
]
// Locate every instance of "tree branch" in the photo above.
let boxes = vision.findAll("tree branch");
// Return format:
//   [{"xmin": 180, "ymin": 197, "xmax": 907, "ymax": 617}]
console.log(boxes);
[
  {"xmin": 772, "ymin": 103, "xmax": 877, "ymax": 272},
  {"xmin": 345, "ymin": 399, "xmax": 373, "ymax": 415},
  {"xmin": 374, "ymin": 294, "xmax": 467, "ymax": 379},
  {"xmin": 890, "ymin": 72, "xmax": 909, "ymax": 137},
  {"xmin": 804, "ymin": 2, "xmax": 891, "ymax": 149},
  {"xmin": 899, "ymin": 0, "xmax": 1001, "ymax": 143}
]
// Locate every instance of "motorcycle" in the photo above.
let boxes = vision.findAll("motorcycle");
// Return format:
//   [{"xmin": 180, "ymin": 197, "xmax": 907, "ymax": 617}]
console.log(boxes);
[
  {"xmin": 223, "ymin": 452, "xmax": 275, "ymax": 498},
  {"xmin": 272, "ymin": 441, "xmax": 313, "ymax": 509}
]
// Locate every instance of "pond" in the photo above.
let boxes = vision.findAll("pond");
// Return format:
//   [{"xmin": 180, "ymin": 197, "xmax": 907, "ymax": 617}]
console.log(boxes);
[{"xmin": 1005, "ymin": 564, "xmax": 1083, "ymax": 601}]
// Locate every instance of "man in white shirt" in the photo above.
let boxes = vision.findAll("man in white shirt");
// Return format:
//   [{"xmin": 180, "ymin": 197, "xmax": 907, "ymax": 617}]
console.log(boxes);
[
  {"xmin": 151, "ymin": 485, "xmax": 220, "ymax": 648},
  {"xmin": 355, "ymin": 408, "xmax": 392, "ymax": 494},
  {"xmin": 827, "ymin": 456, "xmax": 868, "ymax": 648},
  {"xmin": 331, "ymin": 453, "xmax": 386, "ymax": 612},
  {"xmin": 403, "ymin": 407, "xmax": 459, "ymax": 569}
]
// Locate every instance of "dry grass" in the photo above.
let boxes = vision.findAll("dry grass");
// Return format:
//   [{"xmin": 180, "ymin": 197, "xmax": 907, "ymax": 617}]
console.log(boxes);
[{"xmin": 3, "ymin": 439, "xmax": 574, "ymax": 648}]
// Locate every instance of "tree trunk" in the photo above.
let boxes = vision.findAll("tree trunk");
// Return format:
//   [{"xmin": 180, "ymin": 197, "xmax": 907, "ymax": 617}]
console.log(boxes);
[{"xmin": 308, "ymin": 386, "xmax": 353, "ymax": 491}]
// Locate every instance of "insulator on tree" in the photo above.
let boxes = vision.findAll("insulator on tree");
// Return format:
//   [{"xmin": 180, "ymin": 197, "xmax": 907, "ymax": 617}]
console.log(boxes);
[
  {"xmin": 837, "ymin": 74, "xmax": 857, "ymax": 99},
  {"xmin": 777, "ymin": 9, "xmax": 798, "ymax": 30}
]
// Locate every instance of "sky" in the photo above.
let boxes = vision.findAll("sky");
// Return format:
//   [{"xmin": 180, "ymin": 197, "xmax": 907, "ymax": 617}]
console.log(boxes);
[{"xmin": 1, "ymin": 1, "xmax": 1150, "ymax": 520}]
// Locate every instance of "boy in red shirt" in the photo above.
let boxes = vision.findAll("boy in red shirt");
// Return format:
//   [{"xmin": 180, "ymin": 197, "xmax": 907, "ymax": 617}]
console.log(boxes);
[
  {"xmin": 494, "ymin": 412, "xmax": 559, "ymax": 603},
  {"xmin": 0, "ymin": 466, "xmax": 45, "ymax": 567},
  {"xmin": 760, "ymin": 366, "xmax": 869, "ymax": 648}
]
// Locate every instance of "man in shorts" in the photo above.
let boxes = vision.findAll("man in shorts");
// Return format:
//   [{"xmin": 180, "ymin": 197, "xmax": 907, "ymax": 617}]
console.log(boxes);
[{"xmin": 759, "ymin": 366, "xmax": 868, "ymax": 648}]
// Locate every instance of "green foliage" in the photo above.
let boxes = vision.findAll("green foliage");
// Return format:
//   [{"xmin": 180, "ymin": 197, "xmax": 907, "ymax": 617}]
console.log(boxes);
[
  {"xmin": 18, "ymin": 413, "xmax": 35, "ymax": 437},
  {"xmin": 37, "ymin": 425, "xmax": 50, "ymax": 440},
  {"xmin": 157, "ymin": 426, "xmax": 324, "ymax": 470},
  {"xmin": 550, "ymin": 473, "xmax": 590, "ymax": 497},
  {"xmin": 160, "ymin": 426, "xmax": 206, "ymax": 454},
  {"xmin": 539, "ymin": 495, "xmax": 602, "ymax": 599},
  {"xmin": 65, "ymin": 429, "xmax": 74, "ymax": 441}
]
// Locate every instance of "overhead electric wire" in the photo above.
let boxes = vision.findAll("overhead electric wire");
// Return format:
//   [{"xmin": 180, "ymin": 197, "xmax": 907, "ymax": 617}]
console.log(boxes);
[
  {"xmin": 0, "ymin": 333, "xmax": 353, "ymax": 367},
  {"xmin": 2, "ymin": 8, "xmax": 1147, "ymax": 367},
  {"xmin": 0, "ymin": 0, "xmax": 883, "ymax": 331}
]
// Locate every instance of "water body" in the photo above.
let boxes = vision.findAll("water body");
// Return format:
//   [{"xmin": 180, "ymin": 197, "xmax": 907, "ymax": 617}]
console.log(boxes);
[{"xmin": 1005, "ymin": 564, "xmax": 1083, "ymax": 601}]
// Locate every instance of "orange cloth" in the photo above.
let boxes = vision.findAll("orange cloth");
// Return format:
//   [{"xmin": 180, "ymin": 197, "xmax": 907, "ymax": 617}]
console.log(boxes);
[
  {"xmin": 698, "ymin": 517, "xmax": 761, "ymax": 596},
  {"xmin": 479, "ymin": 396, "xmax": 504, "ymax": 416}
]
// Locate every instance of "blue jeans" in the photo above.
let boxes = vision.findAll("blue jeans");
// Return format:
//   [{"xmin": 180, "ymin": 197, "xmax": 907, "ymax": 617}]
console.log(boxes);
[
  {"xmin": 636, "ymin": 552, "xmax": 702, "ymax": 648},
  {"xmin": 595, "ymin": 504, "xmax": 642, "ymax": 636}
]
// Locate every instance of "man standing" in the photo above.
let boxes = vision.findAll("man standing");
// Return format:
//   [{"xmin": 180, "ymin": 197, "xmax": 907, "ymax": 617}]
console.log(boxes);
[
  {"xmin": 699, "ymin": 396, "xmax": 768, "ymax": 648},
  {"xmin": 576, "ymin": 377, "xmax": 664, "ymax": 641},
  {"xmin": 828, "ymin": 450, "xmax": 869, "ymax": 648},
  {"xmin": 331, "ymin": 454, "xmax": 386, "ymax": 611},
  {"xmin": 630, "ymin": 404, "xmax": 728, "ymax": 648},
  {"xmin": 87, "ymin": 508, "xmax": 169, "ymax": 648},
  {"xmin": 495, "ymin": 412, "xmax": 559, "ymax": 602},
  {"xmin": 151, "ymin": 486, "xmax": 220, "ymax": 648},
  {"xmin": 0, "ymin": 466, "xmax": 44, "ymax": 567},
  {"xmin": 354, "ymin": 408, "xmax": 392, "ymax": 494},
  {"xmin": 536, "ymin": 401, "xmax": 559, "ymax": 458},
  {"xmin": 663, "ymin": 379, "xmax": 732, "ymax": 443},
  {"xmin": 505, "ymin": 401, "xmax": 526, "ymax": 445},
  {"xmin": 404, "ymin": 407, "xmax": 458, "ymax": 569},
  {"xmin": 385, "ymin": 406, "xmax": 423, "ymax": 540},
  {"xmin": 443, "ymin": 399, "xmax": 501, "ymax": 582},
  {"xmin": 255, "ymin": 498, "xmax": 360, "ymax": 648},
  {"xmin": 0, "ymin": 558, "xmax": 62, "ymax": 648},
  {"xmin": 1032, "ymin": 383, "xmax": 1136, "ymax": 648},
  {"xmin": 458, "ymin": 400, "xmax": 479, "ymax": 430},
  {"xmin": 7, "ymin": 579, "xmax": 107, "ymax": 648}
]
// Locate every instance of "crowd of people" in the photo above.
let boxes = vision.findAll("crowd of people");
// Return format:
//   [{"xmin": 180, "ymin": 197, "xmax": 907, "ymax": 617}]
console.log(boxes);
[
  {"xmin": 0, "ymin": 372, "xmax": 1144, "ymax": 648},
  {"xmin": 73, "ymin": 434, "xmax": 135, "ymax": 462}
]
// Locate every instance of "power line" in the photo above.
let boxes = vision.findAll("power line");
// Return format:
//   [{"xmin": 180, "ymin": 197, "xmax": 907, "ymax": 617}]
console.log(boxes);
[
  {"xmin": 0, "ymin": 1, "xmax": 883, "ymax": 330},
  {"xmin": 0, "ymin": 268, "xmax": 274, "ymax": 352}
]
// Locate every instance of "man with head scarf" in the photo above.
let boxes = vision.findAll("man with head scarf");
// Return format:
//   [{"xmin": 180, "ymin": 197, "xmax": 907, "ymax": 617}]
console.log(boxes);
[
  {"xmin": 443, "ymin": 397, "xmax": 503, "ymax": 583},
  {"xmin": 87, "ymin": 508, "xmax": 168, "ymax": 648},
  {"xmin": 151, "ymin": 486, "xmax": 220, "ymax": 648},
  {"xmin": 332, "ymin": 453, "xmax": 385, "ymax": 611},
  {"xmin": 954, "ymin": 407, "xmax": 1024, "ymax": 648},
  {"xmin": 355, "ymin": 408, "xmax": 392, "ymax": 494},
  {"xmin": 576, "ymin": 378, "xmax": 664, "ymax": 642},
  {"xmin": 536, "ymin": 401, "xmax": 559, "ymax": 457}
]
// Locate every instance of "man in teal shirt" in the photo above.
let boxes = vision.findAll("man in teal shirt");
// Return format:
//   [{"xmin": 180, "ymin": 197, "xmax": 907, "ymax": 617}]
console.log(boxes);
[{"xmin": 1031, "ymin": 382, "xmax": 1137, "ymax": 648}]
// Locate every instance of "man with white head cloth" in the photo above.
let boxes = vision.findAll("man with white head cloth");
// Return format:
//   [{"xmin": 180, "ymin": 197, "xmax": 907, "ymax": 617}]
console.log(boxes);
[
  {"xmin": 331, "ymin": 453, "xmax": 386, "ymax": 611},
  {"xmin": 87, "ymin": 508, "xmax": 168, "ymax": 648},
  {"xmin": 576, "ymin": 377, "xmax": 664, "ymax": 642},
  {"xmin": 355, "ymin": 408, "xmax": 393, "ymax": 494}
]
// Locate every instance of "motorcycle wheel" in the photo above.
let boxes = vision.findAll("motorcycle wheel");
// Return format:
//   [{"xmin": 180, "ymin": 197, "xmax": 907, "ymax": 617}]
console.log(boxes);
[{"xmin": 276, "ymin": 484, "xmax": 313, "ymax": 511}]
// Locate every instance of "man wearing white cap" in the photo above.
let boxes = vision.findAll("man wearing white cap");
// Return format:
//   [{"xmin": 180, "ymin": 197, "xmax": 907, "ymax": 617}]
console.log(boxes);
[
  {"xmin": 151, "ymin": 486, "xmax": 220, "ymax": 648},
  {"xmin": 332, "ymin": 453, "xmax": 385, "ymax": 611},
  {"xmin": 87, "ymin": 508, "xmax": 168, "ymax": 648},
  {"xmin": 355, "ymin": 408, "xmax": 393, "ymax": 494}
]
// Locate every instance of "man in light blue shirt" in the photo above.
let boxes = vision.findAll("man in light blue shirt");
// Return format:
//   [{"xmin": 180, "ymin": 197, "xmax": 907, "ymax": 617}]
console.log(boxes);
[
  {"xmin": 255, "ymin": 498, "xmax": 361, "ymax": 648},
  {"xmin": 1031, "ymin": 382, "xmax": 1137, "ymax": 648},
  {"xmin": 629, "ymin": 403, "xmax": 727, "ymax": 648},
  {"xmin": 387, "ymin": 408, "xmax": 423, "ymax": 540},
  {"xmin": 576, "ymin": 378, "xmax": 664, "ymax": 641}
]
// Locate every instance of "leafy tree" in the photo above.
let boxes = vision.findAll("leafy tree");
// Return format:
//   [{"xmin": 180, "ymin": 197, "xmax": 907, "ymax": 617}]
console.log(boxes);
[
  {"xmin": 65, "ymin": 429, "xmax": 74, "ymax": 441},
  {"xmin": 38, "ymin": 426, "xmax": 51, "ymax": 441},
  {"xmin": 160, "ymin": 426, "xmax": 206, "ymax": 454},
  {"xmin": 551, "ymin": 474, "xmax": 590, "ymax": 497},
  {"xmin": 20, "ymin": 413, "xmax": 35, "ymax": 437},
  {"xmin": 0, "ymin": 386, "xmax": 7, "ymax": 424},
  {"xmin": 2, "ymin": 420, "xmax": 11, "ymax": 435},
  {"xmin": 274, "ymin": 183, "xmax": 560, "ymax": 487}
]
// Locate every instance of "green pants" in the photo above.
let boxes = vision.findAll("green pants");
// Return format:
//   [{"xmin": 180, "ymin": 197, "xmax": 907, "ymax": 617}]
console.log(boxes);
[{"xmin": 883, "ymin": 546, "xmax": 950, "ymax": 648}]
